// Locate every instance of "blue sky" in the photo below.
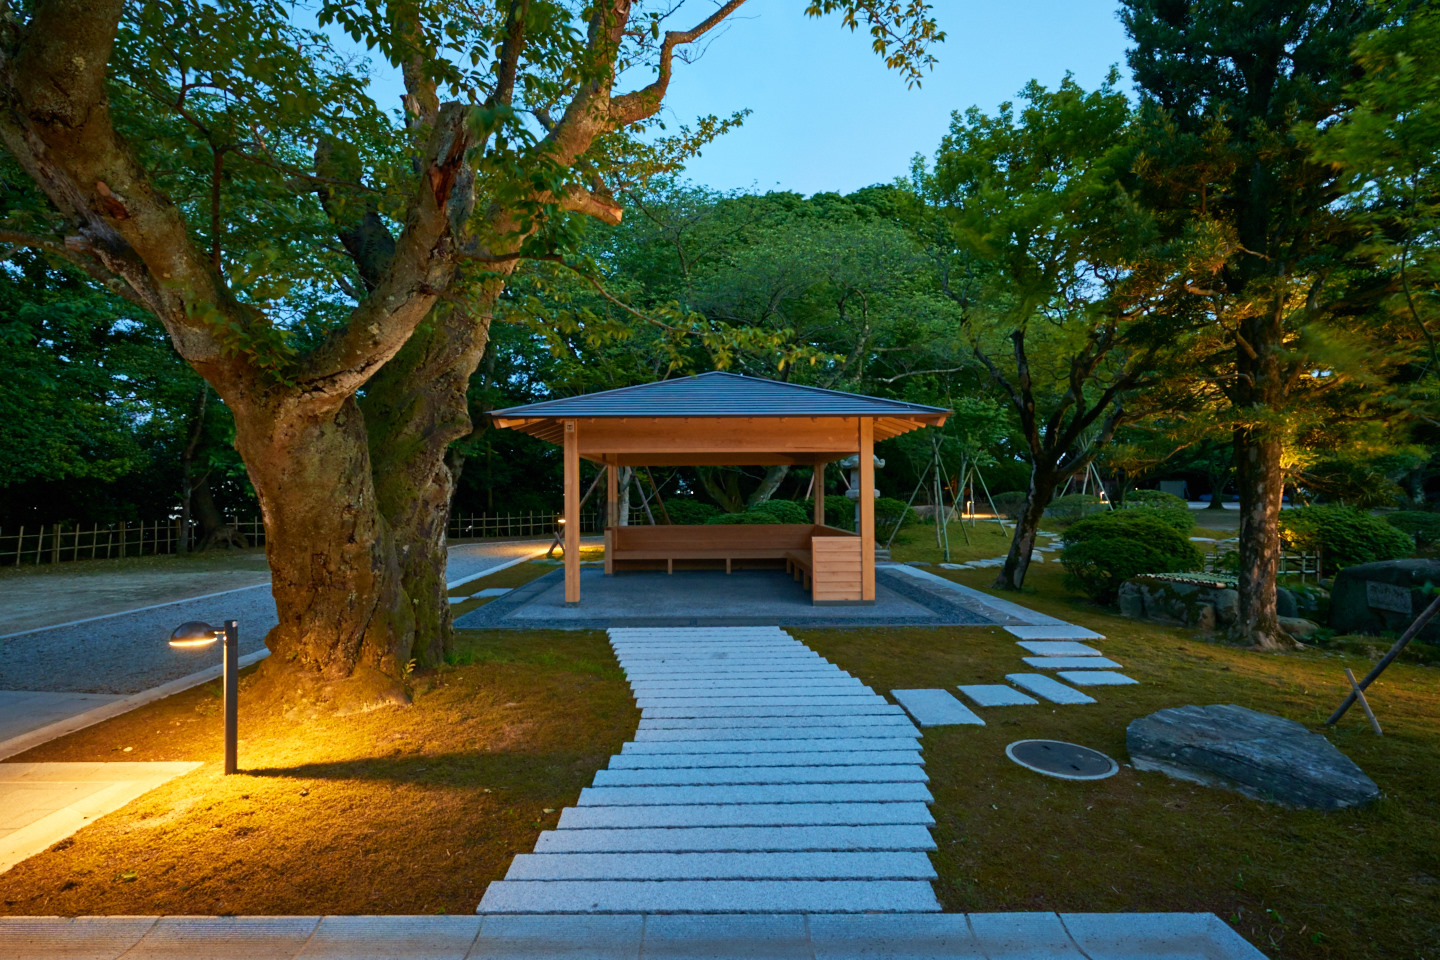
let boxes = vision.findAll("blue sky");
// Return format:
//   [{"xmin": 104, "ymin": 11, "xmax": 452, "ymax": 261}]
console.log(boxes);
[{"xmin": 646, "ymin": 1, "xmax": 1133, "ymax": 194}]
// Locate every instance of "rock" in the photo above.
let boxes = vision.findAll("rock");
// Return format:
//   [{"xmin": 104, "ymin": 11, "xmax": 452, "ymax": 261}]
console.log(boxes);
[
  {"xmin": 1212, "ymin": 588, "xmax": 1239, "ymax": 627},
  {"xmin": 1126, "ymin": 704, "xmax": 1379, "ymax": 811},
  {"xmin": 1278, "ymin": 616, "xmax": 1322, "ymax": 641},
  {"xmin": 1117, "ymin": 581, "xmax": 1146, "ymax": 620},
  {"xmin": 1331, "ymin": 559, "xmax": 1440, "ymax": 641},
  {"xmin": 1276, "ymin": 587, "xmax": 1298, "ymax": 619}
]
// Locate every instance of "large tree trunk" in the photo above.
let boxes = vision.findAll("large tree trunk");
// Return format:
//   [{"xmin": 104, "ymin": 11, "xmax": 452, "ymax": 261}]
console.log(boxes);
[
  {"xmin": 747, "ymin": 465, "xmax": 790, "ymax": 506},
  {"xmin": 234, "ymin": 394, "xmax": 414, "ymax": 707},
  {"xmin": 994, "ymin": 470, "xmax": 1059, "ymax": 590},
  {"xmin": 1233, "ymin": 428, "xmax": 1288, "ymax": 649}
]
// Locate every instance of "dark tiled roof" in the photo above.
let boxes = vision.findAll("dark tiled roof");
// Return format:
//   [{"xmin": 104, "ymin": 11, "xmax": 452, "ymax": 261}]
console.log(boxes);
[{"xmin": 491, "ymin": 372, "xmax": 950, "ymax": 420}]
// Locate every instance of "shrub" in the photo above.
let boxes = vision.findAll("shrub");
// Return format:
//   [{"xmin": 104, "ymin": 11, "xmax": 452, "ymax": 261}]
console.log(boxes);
[
  {"xmin": 705, "ymin": 511, "xmax": 781, "ymax": 525},
  {"xmin": 1125, "ymin": 488, "xmax": 1189, "ymax": 510},
  {"xmin": 990, "ymin": 490, "xmax": 1029, "ymax": 520},
  {"xmin": 748, "ymin": 499, "xmax": 809, "ymax": 524},
  {"xmin": 801, "ymin": 497, "xmax": 855, "ymax": 530},
  {"xmin": 1061, "ymin": 512, "xmax": 1205, "ymax": 604},
  {"xmin": 1279, "ymin": 505, "xmax": 1413, "ymax": 570},
  {"xmin": 663, "ymin": 498, "xmax": 720, "ymax": 525},
  {"xmin": 1046, "ymin": 493, "xmax": 1107, "ymax": 526},
  {"xmin": 1123, "ymin": 503, "xmax": 1196, "ymax": 535},
  {"xmin": 1385, "ymin": 510, "xmax": 1440, "ymax": 548},
  {"xmin": 874, "ymin": 496, "xmax": 919, "ymax": 530}
]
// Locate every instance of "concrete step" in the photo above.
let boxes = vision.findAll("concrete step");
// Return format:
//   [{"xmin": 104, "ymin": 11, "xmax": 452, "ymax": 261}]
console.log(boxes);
[
  {"xmin": 1022, "ymin": 655, "xmax": 1123, "ymax": 670},
  {"xmin": 608, "ymin": 749, "xmax": 923, "ymax": 769},
  {"xmin": 577, "ymin": 781, "xmax": 934, "ymax": 806},
  {"xmin": 475, "ymin": 879, "xmax": 942, "ymax": 914},
  {"xmin": 633, "ymin": 696, "xmax": 889, "ymax": 709},
  {"xmin": 622, "ymin": 736, "xmax": 921, "ymax": 755},
  {"xmin": 636, "ymin": 714, "xmax": 911, "ymax": 731},
  {"xmin": 592, "ymin": 763, "xmax": 928, "ymax": 786},
  {"xmin": 501, "ymin": 851, "xmax": 937, "ymax": 881},
  {"xmin": 633, "ymin": 725, "xmax": 919, "ymax": 742},
  {"xmin": 624, "ymin": 667, "xmax": 849, "ymax": 680},
  {"xmin": 1006, "ymin": 672, "xmax": 1096, "ymax": 705},
  {"xmin": 630, "ymin": 682, "xmax": 867, "ymax": 696},
  {"xmin": 532, "ymin": 824, "xmax": 938, "ymax": 853},
  {"xmin": 556, "ymin": 802, "xmax": 934, "ymax": 829},
  {"xmin": 891, "ymin": 688, "xmax": 986, "ymax": 727},
  {"xmin": 630, "ymin": 675, "xmax": 864, "ymax": 689},
  {"xmin": 638, "ymin": 704, "xmax": 902, "ymax": 719}
]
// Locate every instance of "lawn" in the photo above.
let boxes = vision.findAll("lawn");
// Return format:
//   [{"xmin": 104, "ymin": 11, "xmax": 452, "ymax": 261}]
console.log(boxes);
[
  {"xmin": 798, "ymin": 561, "xmax": 1440, "ymax": 960},
  {"xmin": 0, "ymin": 622, "xmax": 635, "ymax": 916}
]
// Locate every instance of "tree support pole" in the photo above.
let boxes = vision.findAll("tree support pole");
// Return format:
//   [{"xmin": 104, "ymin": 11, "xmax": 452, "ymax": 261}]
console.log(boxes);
[{"xmin": 1327, "ymin": 592, "xmax": 1440, "ymax": 725}]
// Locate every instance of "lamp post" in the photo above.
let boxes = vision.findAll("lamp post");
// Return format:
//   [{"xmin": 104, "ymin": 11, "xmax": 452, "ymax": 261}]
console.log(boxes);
[{"xmin": 169, "ymin": 619, "xmax": 239, "ymax": 775}]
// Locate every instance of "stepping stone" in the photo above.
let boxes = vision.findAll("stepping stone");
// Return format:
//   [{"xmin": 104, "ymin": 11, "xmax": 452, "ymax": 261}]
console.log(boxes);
[
  {"xmin": 622, "ymin": 737, "xmax": 921, "ymax": 755},
  {"xmin": 634, "ymin": 725, "xmax": 919, "ymax": 743},
  {"xmin": 1022, "ymin": 656, "xmax": 1123, "ymax": 670},
  {"xmin": 556, "ymin": 801, "xmax": 934, "ymax": 829},
  {"xmin": 633, "ymin": 696, "xmax": 890, "ymax": 710},
  {"xmin": 957, "ymin": 684, "xmax": 1039, "ymax": 707},
  {"xmin": 637, "ymin": 715, "xmax": 913, "ymax": 731},
  {"xmin": 502, "ymin": 850, "xmax": 937, "ymax": 881},
  {"xmin": 629, "ymin": 679, "xmax": 865, "ymax": 693},
  {"xmin": 472, "ymin": 587, "xmax": 511, "ymax": 598},
  {"xmin": 446, "ymin": 596, "xmax": 469, "ymax": 605},
  {"xmin": 891, "ymin": 689, "xmax": 985, "ymax": 727},
  {"xmin": 577, "ymin": 781, "xmax": 933, "ymax": 806},
  {"xmin": 591, "ymin": 763, "xmax": 928, "ymax": 786},
  {"xmin": 533, "ymin": 824, "xmax": 938, "ymax": 853},
  {"xmin": 609, "ymin": 750, "xmax": 923, "ymax": 769},
  {"xmin": 1005, "ymin": 624, "xmax": 1104, "ymax": 640},
  {"xmin": 1057, "ymin": 670, "xmax": 1138, "ymax": 686},
  {"xmin": 475, "ymin": 878, "xmax": 941, "ymax": 914},
  {"xmin": 1006, "ymin": 673, "xmax": 1096, "ymax": 705},
  {"xmin": 640, "ymin": 704, "xmax": 904, "ymax": 720},
  {"xmin": 1015, "ymin": 640, "xmax": 1104, "ymax": 657}
]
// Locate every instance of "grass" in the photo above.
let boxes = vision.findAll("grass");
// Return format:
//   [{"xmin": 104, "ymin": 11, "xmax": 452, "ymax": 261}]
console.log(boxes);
[
  {"xmin": 888, "ymin": 519, "xmax": 1021, "ymax": 565},
  {"xmin": 0, "ymin": 624, "xmax": 635, "ymax": 916},
  {"xmin": 796, "ymin": 562, "xmax": 1440, "ymax": 960}
]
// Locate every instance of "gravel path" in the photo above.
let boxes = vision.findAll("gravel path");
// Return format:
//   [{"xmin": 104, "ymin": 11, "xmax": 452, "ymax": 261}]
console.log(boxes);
[{"xmin": 0, "ymin": 540, "xmax": 547, "ymax": 695}]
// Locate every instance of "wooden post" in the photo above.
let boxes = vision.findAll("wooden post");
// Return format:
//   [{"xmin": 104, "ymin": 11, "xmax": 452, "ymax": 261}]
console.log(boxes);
[
  {"xmin": 859, "ymin": 418, "xmax": 875, "ymax": 602},
  {"xmin": 1344, "ymin": 668, "xmax": 1383, "ymax": 736},
  {"xmin": 13, "ymin": 526, "xmax": 23, "ymax": 566},
  {"xmin": 50, "ymin": 523, "xmax": 61, "ymax": 564},
  {"xmin": 813, "ymin": 462, "xmax": 826, "ymax": 526},
  {"xmin": 119, "ymin": 521, "xmax": 127, "ymax": 558},
  {"xmin": 606, "ymin": 461, "xmax": 619, "ymax": 575},
  {"xmin": 564, "ymin": 419, "xmax": 580, "ymax": 603}
]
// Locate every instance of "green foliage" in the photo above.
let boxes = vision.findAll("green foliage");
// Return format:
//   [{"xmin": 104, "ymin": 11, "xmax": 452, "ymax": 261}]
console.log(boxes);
[
  {"xmin": 1279, "ymin": 506, "xmax": 1414, "ymax": 570},
  {"xmin": 748, "ymin": 499, "xmax": 810, "ymax": 524},
  {"xmin": 662, "ymin": 499, "xmax": 720, "ymax": 525},
  {"xmin": 990, "ymin": 490, "xmax": 1028, "ymax": 520},
  {"xmin": 1046, "ymin": 494, "xmax": 1108, "ymax": 525},
  {"xmin": 1385, "ymin": 511, "xmax": 1440, "ymax": 548},
  {"xmin": 1123, "ymin": 505, "xmax": 1196, "ymax": 535},
  {"xmin": 1125, "ymin": 489, "xmax": 1188, "ymax": 510},
  {"xmin": 1061, "ymin": 513, "xmax": 1204, "ymax": 604},
  {"xmin": 801, "ymin": 497, "xmax": 855, "ymax": 530},
  {"xmin": 704, "ymin": 511, "xmax": 782, "ymax": 525},
  {"xmin": 874, "ymin": 496, "xmax": 919, "ymax": 529}
]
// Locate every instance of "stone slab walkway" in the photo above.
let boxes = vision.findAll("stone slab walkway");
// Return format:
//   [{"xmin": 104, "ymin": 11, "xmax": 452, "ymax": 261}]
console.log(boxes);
[
  {"xmin": 0, "ymin": 762, "xmax": 199, "ymax": 873},
  {"xmin": 476, "ymin": 626, "xmax": 943, "ymax": 914},
  {"xmin": 0, "ymin": 912, "xmax": 1270, "ymax": 958}
]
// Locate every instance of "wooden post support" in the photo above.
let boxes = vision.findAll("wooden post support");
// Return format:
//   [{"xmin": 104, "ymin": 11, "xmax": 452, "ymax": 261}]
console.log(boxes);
[
  {"xmin": 859, "ymin": 419, "xmax": 875, "ymax": 602},
  {"xmin": 813, "ymin": 462, "xmax": 826, "ymax": 525},
  {"xmin": 1344, "ymin": 668, "xmax": 1383, "ymax": 736},
  {"xmin": 605, "ymin": 461, "xmax": 619, "ymax": 575},
  {"xmin": 564, "ymin": 419, "xmax": 580, "ymax": 604},
  {"xmin": 1328, "ymin": 591, "xmax": 1440, "ymax": 725}
]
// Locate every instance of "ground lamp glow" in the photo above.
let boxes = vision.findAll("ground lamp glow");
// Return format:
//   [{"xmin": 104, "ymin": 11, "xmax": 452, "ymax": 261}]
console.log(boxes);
[{"xmin": 169, "ymin": 619, "xmax": 239, "ymax": 775}]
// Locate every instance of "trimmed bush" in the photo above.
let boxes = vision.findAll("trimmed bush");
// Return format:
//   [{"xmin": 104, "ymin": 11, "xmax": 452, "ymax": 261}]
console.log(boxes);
[
  {"xmin": 801, "ymin": 497, "xmax": 855, "ymax": 530},
  {"xmin": 663, "ymin": 499, "xmax": 721, "ymax": 525},
  {"xmin": 990, "ymin": 490, "xmax": 1028, "ymax": 520},
  {"xmin": 1279, "ymin": 505, "xmax": 1413, "ymax": 570},
  {"xmin": 704, "ymin": 511, "xmax": 782, "ymax": 525},
  {"xmin": 1385, "ymin": 510, "xmax": 1440, "ymax": 548},
  {"xmin": 875, "ymin": 496, "xmax": 919, "ymax": 530},
  {"xmin": 1046, "ymin": 493, "xmax": 1107, "ymax": 525},
  {"xmin": 1125, "ymin": 488, "xmax": 1189, "ymax": 510},
  {"xmin": 1124, "ymin": 503, "xmax": 1196, "ymax": 535},
  {"xmin": 748, "ymin": 499, "xmax": 809, "ymax": 524},
  {"xmin": 1061, "ymin": 512, "xmax": 1205, "ymax": 604}
]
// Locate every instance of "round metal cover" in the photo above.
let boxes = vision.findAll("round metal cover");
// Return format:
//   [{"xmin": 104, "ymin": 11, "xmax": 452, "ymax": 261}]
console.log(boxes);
[{"xmin": 1006, "ymin": 739, "xmax": 1118, "ymax": 781}]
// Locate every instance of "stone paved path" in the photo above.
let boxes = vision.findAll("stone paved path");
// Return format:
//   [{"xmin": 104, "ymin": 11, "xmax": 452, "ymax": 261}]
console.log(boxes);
[{"xmin": 476, "ymin": 626, "xmax": 942, "ymax": 914}]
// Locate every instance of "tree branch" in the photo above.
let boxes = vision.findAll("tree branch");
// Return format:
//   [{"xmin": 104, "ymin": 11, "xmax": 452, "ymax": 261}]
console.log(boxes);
[
  {"xmin": 0, "ymin": 228, "xmax": 148, "ymax": 307},
  {"xmin": 609, "ymin": 0, "xmax": 749, "ymax": 126}
]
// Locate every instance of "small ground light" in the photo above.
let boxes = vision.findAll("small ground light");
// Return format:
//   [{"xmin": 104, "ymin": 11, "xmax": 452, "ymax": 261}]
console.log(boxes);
[{"xmin": 169, "ymin": 619, "xmax": 239, "ymax": 775}]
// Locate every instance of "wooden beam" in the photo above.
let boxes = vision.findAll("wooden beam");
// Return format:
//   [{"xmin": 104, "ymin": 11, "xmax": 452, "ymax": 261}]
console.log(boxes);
[
  {"xmin": 574, "ymin": 417, "xmax": 860, "ymax": 456},
  {"xmin": 605, "ymin": 462, "xmax": 618, "ymax": 575},
  {"xmin": 564, "ymin": 419, "xmax": 580, "ymax": 603},
  {"xmin": 596, "ymin": 451, "xmax": 856, "ymax": 467},
  {"xmin": 859, "ymin": 418, "xmax": 875, "ymax": 602},
  {"xmin": 814, "ymin": 461, "xmax": 827, "ymax": 525}
]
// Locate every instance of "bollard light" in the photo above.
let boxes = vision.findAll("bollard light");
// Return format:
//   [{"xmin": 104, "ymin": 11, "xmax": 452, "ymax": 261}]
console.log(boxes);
[{"xmin": 169, "ymin": 619, "xmax": 239, "ymax": 775}]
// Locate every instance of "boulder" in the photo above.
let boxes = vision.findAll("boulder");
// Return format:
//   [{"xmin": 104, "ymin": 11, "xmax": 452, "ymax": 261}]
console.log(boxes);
[
  {"xmin": 1278, "ymin": 616, "xmax": 1322, "ymax": 641},
  {"xmin": 1330, "ymin": 559, "xmax": 1440, "ymax": 641},
  {"xmin": 1126, "ymin": 704, "xmax": 1379, "ymax": 811}
]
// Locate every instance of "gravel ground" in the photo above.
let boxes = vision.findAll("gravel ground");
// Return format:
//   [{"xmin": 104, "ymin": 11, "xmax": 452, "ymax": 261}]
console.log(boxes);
[{"xmin": 0, "ymin": 540, "xmax": 549, "ymax": 695}]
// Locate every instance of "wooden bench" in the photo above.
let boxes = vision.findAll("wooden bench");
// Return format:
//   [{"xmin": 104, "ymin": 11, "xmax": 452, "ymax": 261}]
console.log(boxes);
[{"xmin": 607, "ymin": 523, "xmax": 864, "ymax": 603}]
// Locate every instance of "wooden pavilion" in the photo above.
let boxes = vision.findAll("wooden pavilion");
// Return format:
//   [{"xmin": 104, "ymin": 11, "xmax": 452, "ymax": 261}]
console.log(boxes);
[{"xmin": 490, "ymin": 373, "xmax": 949, "ymax": 604}]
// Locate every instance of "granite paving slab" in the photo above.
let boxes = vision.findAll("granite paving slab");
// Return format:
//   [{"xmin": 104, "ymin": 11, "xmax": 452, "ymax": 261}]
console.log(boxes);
[
  {"xmin": 1015, "ymin": 641, "xmax": 1104, "ymax": 657},
  {"xmin": 556, "ymin": 802, "xmax": 935, "ymax": 829},
  {"xmin": 890, "ymin": 689, "xmax": 986, "ymax": 727},
  {"xmin": 591, "ymin": 764, "xmax": 929, "ymax": 785},
  {"xmin": 608, "ymin": 750, "xmax": 923, "ymax": 769},
  {"xmin": 633, "ymin": 725, "xmax": 920, "ymax": 742},
  {"xmin": 1023, "ymin": 656, "xmax": 1123, "ymax": 670},
  {"xmin": 957, "ymin": 684, "xmax": 1039, "ymax": 707},
  {"xmin": 531, "ymin": 825, "xmax": 939, "ymax": 853},
  {"xmin": 1006, "ymin": 674, "xmax": 1097, "ymax": 705},
  {"xmin": 1057, "ymin": 671, "xmax": 1138, "ymax": 686},
  {"xmin": 639, "ymin": 704, "xmax": 904, "ymax": 719},
  {"xmin": 502, "ymin": 852, "xmax": 937, "ymax": 881},
  {"xmin": 475, "ymin": 880, "xmax": 942, "ymax": 914},
  {"xmin": 637, "ymin": 715, "xmax": 914, "ymax": 730},
  {"xmin": 621, "ymin": 737, "xmax": 921, "ymax": 755},
  {"xmin": 577, "ymin": 782, "xmax": 933, "ymax": 806},
  {"xmin": 1004, "ymin": 625, "xmax": 1105, "ymax": 640}
]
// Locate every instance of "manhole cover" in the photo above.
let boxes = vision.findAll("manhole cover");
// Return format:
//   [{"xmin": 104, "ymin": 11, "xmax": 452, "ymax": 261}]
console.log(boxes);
[{"xmin": 1006, "ymin": 739, "xmax": 1118, "ymax": 781}]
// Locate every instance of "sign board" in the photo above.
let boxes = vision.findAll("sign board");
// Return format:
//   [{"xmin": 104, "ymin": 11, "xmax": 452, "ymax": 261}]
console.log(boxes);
[{"xmin": 1365, "ymin": 580, "xmax": 1412, "ymax": 615}]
